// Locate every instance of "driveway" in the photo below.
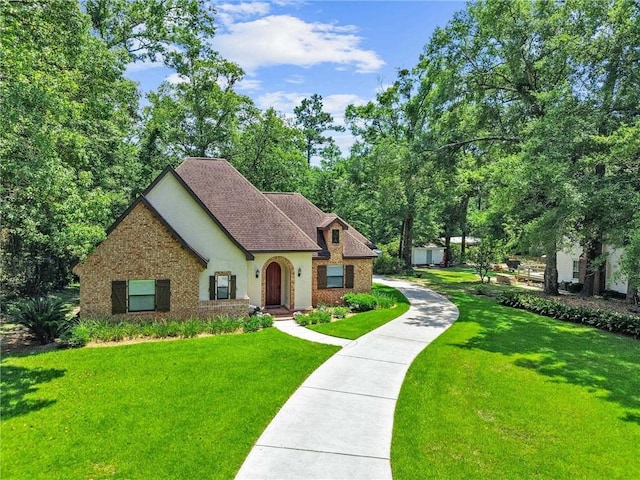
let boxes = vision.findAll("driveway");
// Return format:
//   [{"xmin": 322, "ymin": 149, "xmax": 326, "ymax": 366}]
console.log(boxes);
[{"xmin": 236, "ymin": 276, "xmax": 459, "ymax": 479}]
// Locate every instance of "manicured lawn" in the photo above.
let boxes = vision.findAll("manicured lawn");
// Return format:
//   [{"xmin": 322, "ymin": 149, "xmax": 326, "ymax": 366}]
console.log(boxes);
[
  {"xmin": 1, "ymin": 329, "xmax": 339, "ymax": 479},
  {"xmin": 392, "ymin": 287, "xmax": 640, "ymax": 479},
  {"xmin": 307, "ymin": 284, "xmax": 410, "ymax": 339}
]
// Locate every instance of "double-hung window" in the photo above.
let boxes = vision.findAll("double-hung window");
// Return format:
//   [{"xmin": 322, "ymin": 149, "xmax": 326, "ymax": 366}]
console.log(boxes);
[
  {"xmin": 332, "ymin": 229, "xmax": 340, "ymax": 244},
  {"xmin": 128, "ymin": 279, "xmax": 156, "ymax": 312},
  {"xmin": 572, "ymin": 260, "xmax": 580, "ymax": 279},
  {"xmin": 111, "ymin": 279, "xmax": 170, "ymax": 314},
  {"xmin": 216, "ymin": 274, "xmax": 230, "ymax": 300},
  {"xmin": 326, "ymin": 265, "xmax": 344, "ymax": 288},
  {"xmin": 209, "ymin": 273, "xmax": 236, "ymax": 300}
]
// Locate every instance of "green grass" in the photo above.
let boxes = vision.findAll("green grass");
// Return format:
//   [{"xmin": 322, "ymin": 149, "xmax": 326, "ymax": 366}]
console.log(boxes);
[
  {"xmin": 392, "ymin": 285, "xmax": 640, "ymax": 479},
  {"xmin": 307, "ymin": 284, "xmax": 410, "ymax": 339},
  {"xmin": 1, "ymin": 329, "xmax": 338, "ymax": 479}
]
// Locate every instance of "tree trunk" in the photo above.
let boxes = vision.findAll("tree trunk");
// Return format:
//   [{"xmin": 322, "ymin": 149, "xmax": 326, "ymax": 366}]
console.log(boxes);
[
  {"xmin": 443, "ymin": 235, "xmax": 451, "ymax": 267},
  {"xmin": 544, "ymin": 249, "xmax": 559, "ymax": 295},
  {"xmin": 626, "ymin": 282, "xmax": 639, "ymax": 305},
  {"xmin": 400, "ymin": 215, "xmax": 414, "ymax": 269},
  {"xmin": 460, "ymin": 195, "xmax": 470, "ymax": 263},
  {"xmin": 581, "ymin": 239, "xmax": 602, "ymax": 297}
]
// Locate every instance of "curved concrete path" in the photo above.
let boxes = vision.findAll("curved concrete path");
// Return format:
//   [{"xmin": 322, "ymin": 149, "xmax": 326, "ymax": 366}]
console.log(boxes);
[{"xmin": 236, "ymin": 277, "xmax": 459, "ymax": 480}]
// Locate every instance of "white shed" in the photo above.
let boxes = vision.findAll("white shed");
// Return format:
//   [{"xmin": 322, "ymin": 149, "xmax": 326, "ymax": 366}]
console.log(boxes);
[{"xmin": 412, "ymin": 243, "xmax": 445, "ymax": 266}]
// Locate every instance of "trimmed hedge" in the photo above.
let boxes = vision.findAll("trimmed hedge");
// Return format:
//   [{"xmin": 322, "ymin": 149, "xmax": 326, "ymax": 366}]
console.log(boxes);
[{"xmin": 497, "ymin": 292, "xmax": 640, "ymax": 338}]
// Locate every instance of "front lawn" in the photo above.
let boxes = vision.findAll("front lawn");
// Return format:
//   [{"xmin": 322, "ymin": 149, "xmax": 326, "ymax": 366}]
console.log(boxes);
[
  {"xmin": 1, "ymin": 329, "xmax": 338, "ymax": 479},
  {"xmin": 307, "ymin": 284, "xmax": 410, "ymax": 339},
  {"xmin": 392, "ymin": 287, "xmax": 640, "ymax": 479}
]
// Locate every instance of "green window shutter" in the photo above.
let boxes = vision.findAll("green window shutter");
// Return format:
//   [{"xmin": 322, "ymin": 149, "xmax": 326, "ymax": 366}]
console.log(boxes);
[
  {"xmin": 209, "ymin": 275, "xmax": 216, "ymax": 300},
  {"xmin": 156, "ymin": 279, "xmax": 171, "ymax": 312},
  {"xmin": 317, "ymin": 265, "xmax": 327, "ymax": 289},
  {"xmin": 345, "ymin": 265, "xmax": 355, "ymax": 288},
  {"xmin": 230, "ymin": 275, "xmax": 237, "ymax": 299},
  {"xmin": 111, "ymin": 280, "xmax": 127, "ymax": 314}
]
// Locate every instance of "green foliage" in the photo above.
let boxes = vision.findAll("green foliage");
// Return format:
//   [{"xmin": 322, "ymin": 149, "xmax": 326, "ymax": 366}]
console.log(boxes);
[
  {"xmin": 468, "ymin": 240, "xmax": 503, "ymax": 284},
  {"xmin": 63, "ymin": 316, "xmax": 255, "ymax": 345},
  {"xmin": 294, "ymin": 311, "xmax": 331, "ymax": 326},
  {"xmin": 374, "ymin": 252, "xmax": 405, "ymax": 274},
  {"xmin": 242, "ymin": 317, "xmax": 261, "ymax": 333},
  {"xmin": 331, "ymin": 306, "xmax": 350, "ymax": 319},
  {"xmin": 294, "ymin": 94, "xmax": 344, "ymax": 165},
  {"xmin": 497, "ymin": 292, "xmax": 640, "ymax": 338},
  {"xmin": 11, "ymin": 297, "xmax": 72, "ymax": 345},
  {"xmin": 343, "ymin": 293, "xmax": 379, "ymax": 312},
  {"xmin": 309, "ymin": 285, "xmax": 410, "ymax": 339}
]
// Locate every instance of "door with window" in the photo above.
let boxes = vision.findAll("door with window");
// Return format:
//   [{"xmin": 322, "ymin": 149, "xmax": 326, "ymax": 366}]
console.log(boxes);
[{"xmin": 266, "ymin": 262, "xmax": 281, "ymax": 306}]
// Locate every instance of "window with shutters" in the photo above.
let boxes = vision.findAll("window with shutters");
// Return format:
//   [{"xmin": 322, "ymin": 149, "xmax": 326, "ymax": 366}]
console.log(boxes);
[
  {"xmin": 210, "ymin": 272, "xmax": 236, "ymax": 300},
  {"xmin": 317, "ymin": 265, "xmax": 354, "ymax": 290},
  {"xmin": 112, "ymin": 279, "xmax": 170, "ymax": 313}
]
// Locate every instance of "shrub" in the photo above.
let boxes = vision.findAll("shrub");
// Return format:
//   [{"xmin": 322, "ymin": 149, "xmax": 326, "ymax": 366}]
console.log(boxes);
[
  {"xmin": 11, "ymin": 297, "xmax": 72, "ymax": 344},
  {"xmin": 293, "ymin": 312, "xmax": 309, "ymax": 326},
  {"xmin": 331, "ymin": 306, "xmax": 350, "ymax": 319},
  {"xmin": 258, "ymin": 314, "xmax": 274, "ymax": 328},
  {"xmin": 294, "ymin": 311, "xmax": 331, "ymax": 325},
  {"xmin": 497, "ymin": 292, "xmax": 640, "ymax": 338},
  {"xmin": 343, "ymin": 293, "xmax": 378, "ymax": 312},
  {"xmin": 373, "ymin": 292, "xmax": 394, "ymax": 309},
  {"xmin": 374, "ymin": 252, "xmax": 404, "ymax": 275},
  {"xmin": 242, "ymin": 317, "xmax": 261, "ymax": 333}
]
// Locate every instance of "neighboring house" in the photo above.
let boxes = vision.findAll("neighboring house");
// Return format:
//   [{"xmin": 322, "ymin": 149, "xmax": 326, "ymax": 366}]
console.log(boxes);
[
  {"xmin": 557, "ymin": 243, "xmax": 628, "ymax": 294},
  {"xmin": 411, "ymin": 243, "xmax": 445, "ymax": 266},
  {"xmin": 73, "ymin": 158, "xmax": 377, "ymax": 320}
]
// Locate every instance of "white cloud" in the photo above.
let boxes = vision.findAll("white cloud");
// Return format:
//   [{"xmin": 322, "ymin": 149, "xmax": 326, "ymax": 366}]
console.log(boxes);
[
  {"xmin": 255, "ymin": 91, "xmax": 306, "ymax": 118},
  {"xmin": 211, "ymin": 15, "xmax": 385, "ymax": 74},
  {"xmin": 215, "ymin": 2, "xmax": 271, "ymax": 26},
  {"xmin": 236, "ymin": 78, "xmax": 263, "ymax": 92},
  {"xmin": 286, "ymin": 74, "xmax": 305, "ymax": 84}
]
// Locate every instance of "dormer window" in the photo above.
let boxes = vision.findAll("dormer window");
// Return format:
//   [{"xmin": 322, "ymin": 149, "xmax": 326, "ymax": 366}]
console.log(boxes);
[{"xmin": 332, "ymin": 229, "xmax": 340, "ymax": 244}]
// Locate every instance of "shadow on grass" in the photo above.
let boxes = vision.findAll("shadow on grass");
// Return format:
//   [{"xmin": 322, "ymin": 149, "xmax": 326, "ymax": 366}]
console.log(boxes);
[
  {"xmin": 452, "ymin": 292, "xmax": 640, "ymax": 425},
  {"xmin": 0, "ymin": 363, "xmax": 66, "ymax": 420}
]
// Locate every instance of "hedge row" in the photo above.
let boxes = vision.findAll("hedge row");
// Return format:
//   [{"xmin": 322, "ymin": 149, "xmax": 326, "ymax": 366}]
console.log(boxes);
[{"xmin": 497, "ymin": 292, "xmax": 640, "ymax": 338}]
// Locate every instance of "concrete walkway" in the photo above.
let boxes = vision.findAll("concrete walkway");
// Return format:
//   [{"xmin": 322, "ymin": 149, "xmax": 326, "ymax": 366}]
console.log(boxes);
[{"xmin": 236, "ymin": 277, "xmax": 459, "ymax": 480}]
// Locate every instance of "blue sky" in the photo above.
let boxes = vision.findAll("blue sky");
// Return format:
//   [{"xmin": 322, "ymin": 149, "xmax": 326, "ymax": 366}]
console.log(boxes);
[{"xmin": 125, "ymin": 1, "xmax": 466, "ymax": 154}]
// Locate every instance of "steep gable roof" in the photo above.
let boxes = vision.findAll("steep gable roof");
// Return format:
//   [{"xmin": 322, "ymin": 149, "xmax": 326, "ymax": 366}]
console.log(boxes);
[
  {"xmin": 174, "ymin": 158, "xmax": 319, "ymax": 253},
  {"xmin": 264, "ymin": 192, "xmax": 376, "ymax": 259}
]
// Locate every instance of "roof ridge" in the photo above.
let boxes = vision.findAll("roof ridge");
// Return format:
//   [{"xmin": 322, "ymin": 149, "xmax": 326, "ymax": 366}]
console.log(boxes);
[{"xmin": 178, "ymin": 158, "xmax": 319, "ymax": 252}]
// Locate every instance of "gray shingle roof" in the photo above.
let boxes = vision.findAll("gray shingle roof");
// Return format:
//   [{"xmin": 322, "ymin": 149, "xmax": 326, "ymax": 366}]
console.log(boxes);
[
  {"xmin": 175, "ymin": 158, "xmax": 319, "ymax": 253},
  {"xmin": 264, "ymin": 192, "xmax": 376, "ymax": 259}
]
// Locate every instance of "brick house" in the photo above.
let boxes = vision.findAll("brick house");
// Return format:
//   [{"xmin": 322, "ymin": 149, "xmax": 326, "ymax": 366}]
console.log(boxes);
[{"xmin": 73, "ymin": 158, "xmax": 377, "ymax": 319}]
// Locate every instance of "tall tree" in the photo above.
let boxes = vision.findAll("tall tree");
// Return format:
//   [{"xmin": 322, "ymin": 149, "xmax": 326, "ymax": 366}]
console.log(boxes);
[
  {"xmin": 294, "ymin": 94, "xmax": 344, "ymax": 166},
  {"xmin": 137, "ymin": 46, "xmax": 253, "ymax": 183},
  {"xmin": 1, "ymin": 0, "xmax": 138, "ymax": 295},
  {"xmin": 229, "ymin": 107, "xmax": 308, "ymax": 192}
]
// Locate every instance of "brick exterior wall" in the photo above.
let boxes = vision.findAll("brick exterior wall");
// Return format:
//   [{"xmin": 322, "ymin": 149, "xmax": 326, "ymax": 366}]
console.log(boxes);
[
  {"xmin": 198, "ymin": 299, "xmax": 250, "ymax": 318},
  {"xmin": 311, "ymin": 221, "xmax": 373, "ymax": 305},
  {"xmin": 74, "ymin": 202, "xmax": 205, "ymax": 320}
]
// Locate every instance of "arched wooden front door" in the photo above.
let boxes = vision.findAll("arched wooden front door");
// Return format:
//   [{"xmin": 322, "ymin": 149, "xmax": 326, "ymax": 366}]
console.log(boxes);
[{"xmin": 265, "ymin": 262, "xmax": 282, "ymax": 306}]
